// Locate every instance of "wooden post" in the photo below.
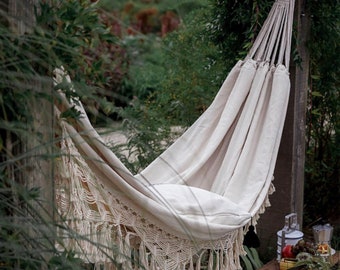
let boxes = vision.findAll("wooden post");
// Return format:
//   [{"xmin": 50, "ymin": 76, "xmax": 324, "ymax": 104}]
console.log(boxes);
[
  {"xmin": 257, "ymin": 0, "xmax": 310, "ymax": 258},
  {"xmin": 3, "ymin": 0, "xmax": 54, "ymax": 215},
  {"xmin": 2, "ymin": 0, "xmax": 55, "ymax": 259},
  {"xmin": 291, "ymin": 0, "xmax": 310, "ymax": 229},
  {"xmin": 3, "ymin": 0, "xmax": 36, "ymax": 33}
]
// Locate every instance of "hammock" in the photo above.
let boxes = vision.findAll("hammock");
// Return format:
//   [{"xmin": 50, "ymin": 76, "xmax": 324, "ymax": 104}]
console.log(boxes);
[{"xmin": 54, "ymin": 0, "xmax": 295, "ymax": 269}]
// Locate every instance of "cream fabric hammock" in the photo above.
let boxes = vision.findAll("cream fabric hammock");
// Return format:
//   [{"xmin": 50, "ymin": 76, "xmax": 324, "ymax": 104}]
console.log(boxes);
[{"xmin": 54, "ymin": 0, "xmax": 295, "ymax": 269}]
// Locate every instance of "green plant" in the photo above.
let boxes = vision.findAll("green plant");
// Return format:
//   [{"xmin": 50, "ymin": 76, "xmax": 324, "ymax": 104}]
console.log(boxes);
[
  {"xmin": 304, "ymin": 0, "xmax": 340, "ymax": 226},
  {"xmin": 0, "ymin": 0, "xmax": 130, "ymax": 268},
  {"xmin": 240, "ymin": 246, "xmax": 264, "ymax": 270},
  {"xmin": 116, "ymin": 6, "xmax": 227, "ymax": 170},
  {"xmin": 294, "ymin": 255, "xmax": 331, "ymax": 270},
  {"xmin": 208, "ymin": 0, "xmax": 273, "ymax": 63}
]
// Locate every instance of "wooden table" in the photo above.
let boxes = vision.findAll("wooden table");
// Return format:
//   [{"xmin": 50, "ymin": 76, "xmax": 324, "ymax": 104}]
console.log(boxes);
[{"xmin": 259, "ymin": 260, "xmax": 279, "ymax": 270}]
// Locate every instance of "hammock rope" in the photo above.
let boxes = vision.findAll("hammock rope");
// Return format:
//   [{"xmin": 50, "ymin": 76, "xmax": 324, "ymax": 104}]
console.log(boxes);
[
  {"xmin": 248, "ymin": 0, "xmax": 294, "ymax": 66},
  {"xmin": 54, "ymin": 0, "xmax": 295, "ymax": 269}
]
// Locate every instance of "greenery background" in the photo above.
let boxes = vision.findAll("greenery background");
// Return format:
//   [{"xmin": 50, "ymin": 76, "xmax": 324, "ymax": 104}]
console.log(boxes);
[{"xmin": 0, "ymin": 0, "xmax": 339, "ymax": 268}]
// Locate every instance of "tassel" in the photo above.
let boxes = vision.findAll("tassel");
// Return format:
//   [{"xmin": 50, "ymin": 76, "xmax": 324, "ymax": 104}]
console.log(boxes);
[
  {"xmin": 123, "ymin": 233, "xmax": 133, "ymax": 269},
  {"xmin": 150, "ymin": 256, "xmax": 156, "ymax": 270},
  {"xmin": 139, "ymin": 242, "xmax": 149, "ymax": 270},
  {"xmin": 196, "ymin": 250, "xmax": 205, "ymax": 270},
  {"xmin": 243, "ymin": 225, "xmax": 260, "ymax": 248},
  {"xmin": 188, "ymin": 254, "xmax": 194, "ymax": 270},
  {"xmin": 116, "ymin": 226, "xmax": 125, "ymax": 264},
  {"xmin": 227, "ymin": 246, "xmax": 236, "ymax": 270},
  {"xmin": 215, "ymin": 250, "xmax": 220, "ymax": 270},
  {"xmin": 219, "ymin": 249, "xmax": 224, "ymax": 269},
  {"xmin": 208, "ymin": 250, "xmax": 214, "ymax": 270}
]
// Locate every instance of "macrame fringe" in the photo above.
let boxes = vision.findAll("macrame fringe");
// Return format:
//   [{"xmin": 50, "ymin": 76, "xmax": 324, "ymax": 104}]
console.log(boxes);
[
  {"xmin": 55, "ymin": 219, "xmax": 249, "ymax": 270},
  {"xmin": 55, "ymin": 200, "xmax": 273, "ymax": 270},
  {"xmin": 54, "ymin": 131, "xmax": 275, "ymax": 270},
  {"xmin": 55, "ymin": 162, "xmax": 273, "ymax": 270}
]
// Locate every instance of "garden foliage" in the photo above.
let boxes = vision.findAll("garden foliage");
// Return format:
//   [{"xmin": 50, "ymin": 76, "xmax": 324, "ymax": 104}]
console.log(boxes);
[{"xmin": 0, "ymin": 0, "xmax": 339, "ymax": 268}]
